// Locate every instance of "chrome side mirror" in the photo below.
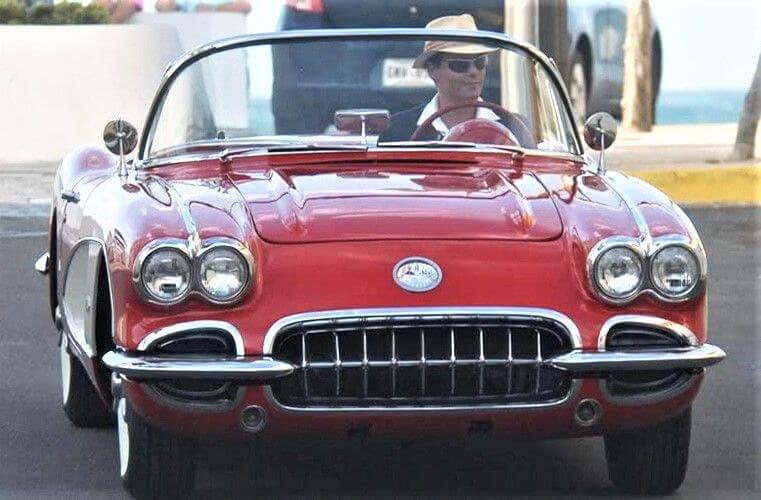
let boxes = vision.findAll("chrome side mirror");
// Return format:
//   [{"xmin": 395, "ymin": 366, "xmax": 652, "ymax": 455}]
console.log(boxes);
[
  {"xmin": 583, "ymin": 112, "xmax": 617, "ymax": 175},
  {"xmin": 334, "ymin": 109, "xmax": 390, "ymax": 145},
  {"xmin": 103, "ymin": 118, "xmax": 138, "ymax": 177}
]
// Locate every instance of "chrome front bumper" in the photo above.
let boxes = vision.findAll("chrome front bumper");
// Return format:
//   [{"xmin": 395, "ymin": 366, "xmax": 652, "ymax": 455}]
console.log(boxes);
[
  {"xmin": 102, "ymin": 351, "xmax": 294, "ymax": 381},
  {"xmin": 102, "ymin": 344, "xmax": 725, "ymax": 382}
]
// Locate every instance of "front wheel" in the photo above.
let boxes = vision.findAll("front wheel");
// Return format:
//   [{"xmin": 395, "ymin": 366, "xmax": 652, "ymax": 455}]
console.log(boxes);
[
  {"xmin": 61, "ymin": 334, "xmax": 113, "ymax": 428},
  {"xmin": 605, "ymin": 408, "xmax": 691, "ymax": 494},
  {"xmin": 117, "ymin": 398, "xmax": 197, "ymax": 499}
]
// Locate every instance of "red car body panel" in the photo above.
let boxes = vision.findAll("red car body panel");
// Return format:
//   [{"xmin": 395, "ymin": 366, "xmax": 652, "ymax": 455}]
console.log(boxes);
[{"xmin": 53, "ymin": 146, "xmax": 709, "ymax": 436}]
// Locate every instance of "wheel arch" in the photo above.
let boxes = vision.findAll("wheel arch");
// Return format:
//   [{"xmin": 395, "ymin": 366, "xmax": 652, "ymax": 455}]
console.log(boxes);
[{"xmin": 59, "ymin": 236, "xmax": 116, "ymax": 404}]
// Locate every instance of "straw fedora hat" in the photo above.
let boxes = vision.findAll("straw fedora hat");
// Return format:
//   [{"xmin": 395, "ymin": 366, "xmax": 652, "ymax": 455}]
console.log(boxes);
[{"xmin": 412, "ymin": 14, "xmax": 496, "ymax": 69}]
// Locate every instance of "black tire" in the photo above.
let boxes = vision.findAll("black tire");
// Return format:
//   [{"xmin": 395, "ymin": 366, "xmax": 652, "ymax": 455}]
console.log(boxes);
[
  {"xmin": 605, "ymin": 408, "xmax": 691, "ymax": 494},
  {"xmin": 118, "ymin": 398, "xmax": 196, "ymax": 500},
  {"xmin": 60, "ymin": 335, "xmax": 114, "ymax": 428},
  {"xmin": 568, "ymin": 51, "xmax": 589, "ymax": 124}
]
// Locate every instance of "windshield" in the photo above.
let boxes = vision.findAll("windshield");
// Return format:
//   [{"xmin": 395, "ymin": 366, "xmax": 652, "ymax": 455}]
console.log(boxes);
[{"xmin": 144, "ymin": 34, "xmax": 580, "ymax": 161}]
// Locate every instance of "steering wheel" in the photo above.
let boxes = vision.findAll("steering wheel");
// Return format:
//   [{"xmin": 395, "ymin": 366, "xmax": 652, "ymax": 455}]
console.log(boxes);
[{"xmin": 410, "ymin": 100, "xmax": 536, "ymax": 148}]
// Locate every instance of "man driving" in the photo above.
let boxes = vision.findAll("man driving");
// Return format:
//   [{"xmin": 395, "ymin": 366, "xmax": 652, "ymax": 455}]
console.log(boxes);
[{"xmin": 379, "ymin": 14, "xmax": 531, "ymax": 145}]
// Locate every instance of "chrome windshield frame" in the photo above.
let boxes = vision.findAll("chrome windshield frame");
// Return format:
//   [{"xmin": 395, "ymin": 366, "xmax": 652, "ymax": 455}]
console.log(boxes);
[{"xmin": 137, "ymin": 28, "xmax": 585, "ymax": 166}]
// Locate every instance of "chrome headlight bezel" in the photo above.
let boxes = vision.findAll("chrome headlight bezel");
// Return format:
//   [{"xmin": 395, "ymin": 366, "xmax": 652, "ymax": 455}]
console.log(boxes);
[
  {"xmin": 587, "ymin": 234, "xmax": 706, "ymax": 305},
  {"xmin": 195, "ymin": 239, "xmax": 255, "ymax": 305},
  {"xmin": 133, "ymin": 237, "xmax": 255, "ymax": 306},
  {"xmin": 588, "ymin": 237, "xmax": 646, "ymax": 302},
  {"xmin": 648, "ymin": 239, "xmax": 703, "ymax": 300}
]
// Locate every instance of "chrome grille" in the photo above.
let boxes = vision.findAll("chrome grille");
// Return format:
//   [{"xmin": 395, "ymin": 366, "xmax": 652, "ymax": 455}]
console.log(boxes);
[{"xmin": 269, "ymin": 312, "xmax": 574, "ymax": 409}]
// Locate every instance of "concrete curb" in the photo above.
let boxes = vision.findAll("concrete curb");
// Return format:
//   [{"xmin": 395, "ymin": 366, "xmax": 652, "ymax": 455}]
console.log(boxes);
[{"xmin": 628, "ymin": 163, "xmax": 761, "ymax": 205}]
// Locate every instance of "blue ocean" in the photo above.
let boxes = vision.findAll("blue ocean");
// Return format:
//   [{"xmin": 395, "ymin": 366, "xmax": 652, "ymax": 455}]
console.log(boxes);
[{"xmin": 655, "ymin": 89, "xmax": 746, "ymax": 125}]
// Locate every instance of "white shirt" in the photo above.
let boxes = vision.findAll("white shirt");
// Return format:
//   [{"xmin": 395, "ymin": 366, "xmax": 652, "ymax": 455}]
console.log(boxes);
[{"xmin": 416, "ymin": 94, "xmax": 501, "ymax": 137}]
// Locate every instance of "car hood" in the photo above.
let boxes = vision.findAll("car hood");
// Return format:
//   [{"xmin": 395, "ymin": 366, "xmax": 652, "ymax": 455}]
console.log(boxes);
[{"xmin": 229, "ymin": 163, "xmax": 564, "ymax": 243}]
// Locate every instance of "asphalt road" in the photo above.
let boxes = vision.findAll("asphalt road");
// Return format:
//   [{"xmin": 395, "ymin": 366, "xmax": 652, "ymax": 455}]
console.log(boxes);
[{"xmin": 0, "ymin": 206, "xmax": 758, "ymax": 499}]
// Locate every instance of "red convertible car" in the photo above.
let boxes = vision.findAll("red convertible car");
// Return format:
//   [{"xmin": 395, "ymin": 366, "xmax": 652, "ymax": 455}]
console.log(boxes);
[{"xmin": 37, "ymin": 29, "xmax": 724, "ymax": 499}]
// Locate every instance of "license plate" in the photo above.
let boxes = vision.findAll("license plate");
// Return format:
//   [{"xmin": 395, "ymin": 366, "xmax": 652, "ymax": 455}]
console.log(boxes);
[{"xmin": 382, "ymin": 58, "xmax": 435, "ymax": 87}]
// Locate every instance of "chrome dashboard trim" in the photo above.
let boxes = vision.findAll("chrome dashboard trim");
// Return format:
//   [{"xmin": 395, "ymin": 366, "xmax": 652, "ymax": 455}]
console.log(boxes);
[
  {"xmin": 262, "ymin": 306, "xmax": 583, "ymax": 355},
  {"xmin": 597, "ymin": 315, "xmax": 700, "ymax": 351}
]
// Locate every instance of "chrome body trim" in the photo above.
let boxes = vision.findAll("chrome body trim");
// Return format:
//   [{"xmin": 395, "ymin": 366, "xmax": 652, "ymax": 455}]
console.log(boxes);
[
  {"xmin": 262, "ymin": 306, "xmax": 583, "ymax": 355},
  {"xmin": 136, "ymin": 320, "xmax": 245, "ymax": 356},
  {"xmin": 392, "ymin": 256, "xmax": 443, "ymax": 293},
  {"xmin": 132, "ymin": 238, "xmax": 193, "ymax": 306},
  {"xmin": 586, "ymin": 235, "xmax": 646, "ymax": 303},
  {"xmin": 61, "ymin": 237, "xmax": 115, "ymax": 359},
  {"xmin": 137, "ymin": 29, "xmax": 583, "ymax": 162},
  {"xmin": 586, "ymin": 233, "xmax": 707, "ymax": 305},
  {"xmin": 598, "ymin": 372, "xmax": 702, "ymax": 406},
  {"xmin": 262, "ymin": 379, "xmax": 583, "ymax": 413},
  {"xmin": 549, "ymin": 344, "xmax": 725, "ymax": 372},
  {"xmin": 602, "ymin": 172, "xmax": 653, "ymax": 250},
  {"xmin": 35, "ymin": 252, "xmax": 50, "ymax": 276},
  {"xmin": 149, "ymin": 176, "xmax": 201, "ymax": 253},
  {"xmin": 132, "ymin": 237, "xmax": 255, "ymax": 306},
  {"xmin": 102, "ymin": 351, "xmax": 294, "ymax": 381},
  {"xmin": 138, "ymin": 144, "xmax": 585, "ymax": 170},
  {"xmin": 597, "ymin": 315, "xmax": 700, "ymax": 350},
  {"xmin": 194, "ymin": 237, "xmax": 256, "ymax": 305}
]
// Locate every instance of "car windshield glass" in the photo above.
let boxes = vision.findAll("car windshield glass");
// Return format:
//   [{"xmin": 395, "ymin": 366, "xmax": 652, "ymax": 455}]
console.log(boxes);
[{"xmin": 146, "ymin": 36, "xmax": 579, "ymax": 160}]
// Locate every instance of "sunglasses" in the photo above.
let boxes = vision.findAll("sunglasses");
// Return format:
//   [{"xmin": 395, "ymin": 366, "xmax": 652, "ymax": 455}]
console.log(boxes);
[{"xmin": 444, "ymin": 55, "xmax": 488, "ymax": 73}]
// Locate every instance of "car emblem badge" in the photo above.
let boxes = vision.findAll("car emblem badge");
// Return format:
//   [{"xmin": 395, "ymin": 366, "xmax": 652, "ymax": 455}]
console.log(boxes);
[{"xmin": 393, "ymin": 257, "xmax": 442, "ymax": 292}]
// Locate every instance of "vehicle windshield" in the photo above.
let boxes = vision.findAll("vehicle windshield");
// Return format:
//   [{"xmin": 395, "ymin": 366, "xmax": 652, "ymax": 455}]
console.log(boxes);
[{"xmin": 144, "ymin": 34, "xmax": 580, "ymax": 161}]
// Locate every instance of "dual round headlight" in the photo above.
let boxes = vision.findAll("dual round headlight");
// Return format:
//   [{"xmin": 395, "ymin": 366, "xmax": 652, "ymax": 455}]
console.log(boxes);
[
  {"xmin": 591, "ymin": 241, "xmax": 702, "ymax": 302},
  {"xmin": 138, "ymin": 241, "xmax": 252, "ymax": 305}
]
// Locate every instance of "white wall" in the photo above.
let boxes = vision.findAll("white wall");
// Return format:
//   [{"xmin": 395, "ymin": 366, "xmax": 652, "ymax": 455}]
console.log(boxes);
[{"xmin": 0, "ymin": 25, "xmax": 182, "ymax": 164}]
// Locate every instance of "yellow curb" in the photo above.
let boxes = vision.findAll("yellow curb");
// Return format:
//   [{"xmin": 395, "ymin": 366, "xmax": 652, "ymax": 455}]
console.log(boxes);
[{"xmin": 629, "ymin": 164, "xmax": 761, "ymax": 204}]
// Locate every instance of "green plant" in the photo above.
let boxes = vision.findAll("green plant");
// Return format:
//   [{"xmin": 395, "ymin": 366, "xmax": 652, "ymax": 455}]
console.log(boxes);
[
  {"xmin": 0, "ymin": 0, "xmax": 25, "ymax": 24},
  {"xmin": 0, "ymin": 1, "xmax": 110, "ymax": 25}
]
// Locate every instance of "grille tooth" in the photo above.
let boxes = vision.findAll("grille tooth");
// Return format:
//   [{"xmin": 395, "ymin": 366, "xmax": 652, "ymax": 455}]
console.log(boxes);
[{"xmin": 272, "ymin": 314, "xmax": 573, "ymax": 409}]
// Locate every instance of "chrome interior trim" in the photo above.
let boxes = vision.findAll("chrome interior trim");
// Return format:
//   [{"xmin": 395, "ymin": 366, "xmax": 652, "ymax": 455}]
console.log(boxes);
[
  {"xmin": 548, "ymin": 344, "xmax": 725, "ymax": 372},
  {"xmin": 102, "ymin": 351, "xmax": 294, "ymax": 381},
  {"xmin": 137, "ymin": 320, "xmax": 245, "ymax": 355},
  {"xmin": 137, "ymin": 29, "xmax": 583, "ymax": 161},
  {"xmin": 262, "ymin": 307, "xmax": 582, "ymax": 355},
  {"xmin": 597, "ymin": 315, "xmax": 700, "ymax": 350},
  {"xmin": 263, "ymin": 378, "xmax": 582, "ymax": 413},
  {"xmin": 598, "ymin": 372, "xmax": 701, "ymax": 406}
]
